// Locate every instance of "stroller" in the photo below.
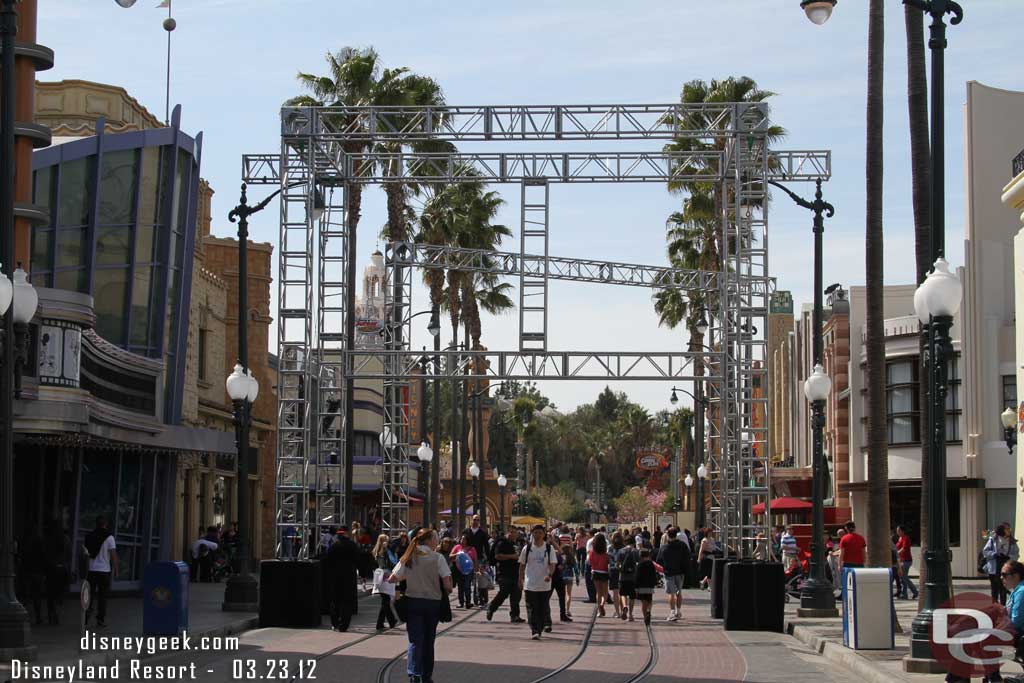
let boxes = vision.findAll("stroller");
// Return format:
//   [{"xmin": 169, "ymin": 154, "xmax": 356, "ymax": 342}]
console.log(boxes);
[{"xmin": 783, "ymin": 550, "xmax": 811, "ymax": 603}]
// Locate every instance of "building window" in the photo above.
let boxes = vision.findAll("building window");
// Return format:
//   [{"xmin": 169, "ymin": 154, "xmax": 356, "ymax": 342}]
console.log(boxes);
[
  {"xmin": 1003, "ymin": 375, "xmax": 1017, "ymax": 413},
  {"xmin": 886, "ymin": 360, "xmax": 919, "ymax": 445},
  {"xmin": 946, "ymin": 357, "xmax": 961, "ymax": 442},
  {"xmin": 198, "ymin": 328, "xmax": 208, "ymax": 381}
]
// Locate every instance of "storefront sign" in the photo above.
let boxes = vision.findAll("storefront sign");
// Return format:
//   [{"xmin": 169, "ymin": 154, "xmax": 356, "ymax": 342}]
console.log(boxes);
[{"xmin": 635, "ymin": 450, "xmax": 667, "ymax": 471}]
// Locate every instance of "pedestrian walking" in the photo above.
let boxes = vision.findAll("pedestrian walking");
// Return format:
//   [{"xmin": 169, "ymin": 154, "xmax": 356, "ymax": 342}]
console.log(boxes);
[
  {"xmin": 890, "ymin": 532, "xmax": 904, "ymax": 599},
  {"xmin": 560, "ymin": 544, "xmax": 577, "ymax": 619},
  {"xmin": 780, "ymin": 525, "xmax": 800, "ymax": 572},
  {"xmin": 895, "ymin": 526, "xmax": 918, "ymax": 600},
  {"xmin": 838, "ymin": 521, "xmax": 866, "ymax": 572},
  {"xmin": 656, "ymin": 527, "xmax": 689, "ymax": 621},
  {"xmin": 372, "ymin": 534, "xmax": 399, "ymax": 631},
  {"xmin": 519, "ymin": 524, "xmax": 557, "ymax": 639},
  {"xmin": 984, "ymin": 523, "xmax": 1020, "ymax": 605},
  {"xmin": 325, "ymin": 526, "xmax": 359, "ymax": 632},
  {"xmin": 697, "ymin": 529, "xmax": 717, "ymax": 590},
  {"xmin": 617, "ymin": 536, "xmax": 639, "ymax": 621},
  {"xmin": 449, "ymin": 532, "xmax": 478, "ymax": 609},
  {"xmin": 635, "ymin": 548, "xmax": 659, "ymax": 626},
  {"xmin": 582, "ymin": 528, "xmax": 596, "ymax": 603},
  {"xmin": 487, "ymin": 528, "xmax": 524, "ymax": 623},
  {"xmin": 191, "ymin": 527, "xmax": 219, "ymax": 583},
  {"xmin": 608, "ymin": 532, "xmax": 625, "ymax": 618},
  {"xmin": 547, "ymin": 538, "xmax": 570, "ymax": 625},
  {"xmin": 588, "ymin": 532, "xmax": 611, "ymax": 617},
  {"xmin": 653, "ymin": 526, "xmax": 663, "ymax": 551},
  {"xmin": 83, "ymin": 516, "xmax": 117, "ymax": 628},
  {"xmin": 390, "ymin": 528, "xmax": 453, "ymax": 683}
]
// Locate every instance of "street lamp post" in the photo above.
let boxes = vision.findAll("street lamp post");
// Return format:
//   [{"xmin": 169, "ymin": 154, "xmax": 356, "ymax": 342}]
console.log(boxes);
[
  {"xmin": 497, "ymin": 474, "xmax": 507, "ymax": 531},
  {"xmin": 1002, "ymin": 407, "xmax": 1016, "ymax": 455},
  {"xmin": 224, "ymin": 183, "xmax": 321, "ymax": 609},
  {"xmin": 469, "ymin": 461, "xmax": 480, "ymax": 520},
  {"xmin": 684, "ymin": 473, "xmax": 694, "ymax": 512},
  {"xmin": 764, "ymin": 177, "xmax": 835, "ymax": 615},
  {"xmin": 417, "ymin": 441, "xmax": 434, "ymax": 527},
  {"xmin": 909, "ymin": 258, "xmax": 962, "ymax": 664},
  {"xmin": 696, "ymin": 463, "xmax": 707, "ymax": 529}
]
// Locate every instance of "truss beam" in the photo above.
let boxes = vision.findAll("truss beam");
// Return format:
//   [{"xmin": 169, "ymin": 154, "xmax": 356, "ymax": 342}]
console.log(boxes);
[{"xmin": 242, "ymin": 150, "xmax": 830, "ymax": 186}]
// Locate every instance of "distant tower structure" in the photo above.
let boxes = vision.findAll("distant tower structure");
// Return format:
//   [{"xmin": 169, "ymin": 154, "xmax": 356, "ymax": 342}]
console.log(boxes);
[{"xmin": 355, "ymin": 250, "xmax": 387, "ymax": 348}]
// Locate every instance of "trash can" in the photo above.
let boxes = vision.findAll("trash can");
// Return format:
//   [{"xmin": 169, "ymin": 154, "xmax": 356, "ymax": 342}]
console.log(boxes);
[
  {"xmin": 143, "ymin": 561, "xmax": 189, "ymax": 635},
  {"xmin": 722, "ymin": 561, "xmax": 757, "ymax": 630},
  {"xmin": 710, "ymin": 555, "xmax": 733, "ymax": 619},
  {"xmin": 260, "ymin": 560, "xmax": 322, "ymax": 628},
  {"xmin": 841, "ymin": 568, "xmax": 894, "ymax": 650}
]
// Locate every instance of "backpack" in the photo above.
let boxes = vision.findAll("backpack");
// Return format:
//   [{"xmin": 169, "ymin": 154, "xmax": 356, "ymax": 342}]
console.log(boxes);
[
  {"xmin": 525, "ymin": 542, "xmax": 553, "ymax": 566},
  {"xmin": 978, "ymin": 550, "xmax": 988, "ymax": 575},
  {"xmin": 620, "ymin": 548, "xmax": 638, "ymax": 582}
]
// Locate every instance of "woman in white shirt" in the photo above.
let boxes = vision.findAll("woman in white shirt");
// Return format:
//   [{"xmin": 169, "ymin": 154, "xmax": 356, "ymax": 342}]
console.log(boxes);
[{"xmin": 390, "ymin": 528, "xmax": 452, "ymax": 683}]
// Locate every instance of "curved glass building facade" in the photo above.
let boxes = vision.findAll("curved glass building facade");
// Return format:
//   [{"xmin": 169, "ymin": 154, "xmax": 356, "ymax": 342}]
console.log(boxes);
[{"xmin": 30, "ymin": 107, "xmax": 202, "ymax": 423}]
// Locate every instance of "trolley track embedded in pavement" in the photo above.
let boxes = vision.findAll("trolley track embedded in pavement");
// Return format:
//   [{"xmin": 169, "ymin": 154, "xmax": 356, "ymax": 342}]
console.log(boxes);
[
  {"xmin": 623, "ymin": 621, "xmax": 659, "ymax": 683},
  {"xmin": 527, "ymin": 605, "xmax": 600, "ymax": 683},
  {"xmin": 373, "ymin": 607, "xmax": 484, "ymax": 683}
]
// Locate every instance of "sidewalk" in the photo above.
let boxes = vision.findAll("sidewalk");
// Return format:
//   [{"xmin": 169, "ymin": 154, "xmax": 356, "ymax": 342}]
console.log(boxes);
[
  {"xmin": 0, "ymin": 581, "xmax": 374, "ymax": 672},
  {"xmin": 784, "ymin": 578, "xmax": 1024, "ymax": 683}
]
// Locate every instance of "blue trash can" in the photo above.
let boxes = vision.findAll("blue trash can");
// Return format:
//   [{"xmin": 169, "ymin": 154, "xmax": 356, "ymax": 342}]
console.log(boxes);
[{"xmin": 143, "ymin": 561, "xmax": 189, "ymax": 635}]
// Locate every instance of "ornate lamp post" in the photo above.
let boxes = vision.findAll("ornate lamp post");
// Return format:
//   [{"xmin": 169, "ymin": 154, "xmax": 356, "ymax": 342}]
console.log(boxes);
[
  {"xmin": 468, "ymin": 460, "xmax": 481, "ymax": 519},
  {"xmin": 417, "ymin": 441, "xmax": 434, "ymax": 526},
  {"xmin": 497, "ymin": 474, "xmax": 507, "ymax": 531},
  {"xmin": 800, "ymin": 364, "xmax": 835, "ymax": 615},
  {"xmin": 696, "ymin": 463, "xmax": 707, "ymax": 530},
  {"xmin": 908, "ymin": 258, "xmax": 962, "ymax": 665},
  {"xmin": 223, "ymin": 364, "xmax": 258, "ymax": 609},
  {"xmin": 1002, "ymin": 408, "xmax": 1016, "ymax": 455},
  {"xmin": 684, "ymin": 474, "xmax": 694, "ymax": 512}
]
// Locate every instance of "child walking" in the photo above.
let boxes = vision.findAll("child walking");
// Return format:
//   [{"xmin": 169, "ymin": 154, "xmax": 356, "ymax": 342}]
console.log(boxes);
[{"xmin": 634, "ymin": 548, "xmax": 660, "ymax": 626}]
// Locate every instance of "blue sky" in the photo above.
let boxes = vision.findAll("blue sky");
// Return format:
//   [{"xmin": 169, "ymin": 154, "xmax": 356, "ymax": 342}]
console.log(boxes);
[{"xmin": 41, "ymin": 0, "xmax": 1021, "ymax": 412}]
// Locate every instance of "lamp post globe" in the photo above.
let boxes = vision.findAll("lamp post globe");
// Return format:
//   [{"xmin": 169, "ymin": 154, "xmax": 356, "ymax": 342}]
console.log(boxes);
[
  {"xmin": 919, "ymin": 257, "xmax": 963, "ymax": 320},
  {"xmin": 669, "ymin": 389, "xmax": 679, "ymax": 406},
  {"xmin": 696, "ymin": 463, "xmax": 707, "ymax": 479},
  {"xmin": 696, "ymin": 315, "xmax": 709, "ymax": 337},
  {"xmin": 0, "ymin": 267, "xmax": 10, "ymax": 317},
  {"xmin": 11, "ymin": 268, "xmax": 37, "ymax": 324},
  {"xmin": 469, "ymin": 462, "xmax": 480, "ymax": 479},
  {"xmin": 226, "ymin": 363, "xmax": 248, "ymax": 401},
  {"xmin": 497, "ymin": 474, "xmax": 507, "ymax": 488},
  {"xmin": 684, "ymin": 474, "xmax": 693, "ymax": 488},
  {"xmin": 1002, "ymin": 408, "xmax": 1017, "ymax": 430},
  {"xmin": 803, "ymin": 364, "xmax": 832, "ymax": 402},
  {"xmin": 245, "ymin": 371, "xmax": 259, "ymax": 403},
  {"xmin": 800, "ymin": 0, "xmax": 837, "ymax": 25},
  {"xmin": 417, "ymin": 442, "xmax": 434, "ymax": 462},
  {"xmin": 379, "ymin": 427, "xmax": 396, "ymax": 449}
]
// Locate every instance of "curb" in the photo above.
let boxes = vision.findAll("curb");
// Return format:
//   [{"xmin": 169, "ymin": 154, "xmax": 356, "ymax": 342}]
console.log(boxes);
[{"xmin": 786, "ymin": 620, "xmax": 915, "ymax": 683}]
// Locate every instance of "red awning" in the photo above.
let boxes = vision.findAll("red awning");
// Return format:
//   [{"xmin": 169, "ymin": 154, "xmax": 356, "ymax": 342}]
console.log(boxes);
[{"xmin": 752, "ymin": 497, "xmax": 813, "ymax": 514}]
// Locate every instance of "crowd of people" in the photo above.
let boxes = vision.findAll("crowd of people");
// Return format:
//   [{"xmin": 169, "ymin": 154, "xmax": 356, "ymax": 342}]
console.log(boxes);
[{"xmin": 335, "ymin": 520, "xmax": 705, "ymax": 683}]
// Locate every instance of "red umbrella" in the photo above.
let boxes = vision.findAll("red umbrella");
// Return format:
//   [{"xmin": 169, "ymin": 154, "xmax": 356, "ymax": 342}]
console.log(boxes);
[{"xmin": 751, "ymin": 497, "xmax": 813, "ymax": 515}]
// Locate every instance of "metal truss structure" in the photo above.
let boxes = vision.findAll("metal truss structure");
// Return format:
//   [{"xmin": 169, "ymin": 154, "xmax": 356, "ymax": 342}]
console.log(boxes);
[{"xmin": 245, "ymin": 101, "xmax": 831, "ymax": 558}]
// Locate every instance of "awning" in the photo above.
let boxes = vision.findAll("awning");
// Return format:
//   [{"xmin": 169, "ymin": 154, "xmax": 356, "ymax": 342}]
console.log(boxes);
[{"xmin": 752, "ymin": 497, "xmax": 813, "ymax": 514}]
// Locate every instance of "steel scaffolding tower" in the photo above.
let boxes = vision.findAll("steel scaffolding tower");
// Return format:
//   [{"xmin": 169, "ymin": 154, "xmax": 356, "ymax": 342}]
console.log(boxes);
[{"xmin": 246, "ymin": 101, "xmax": 829, "ymax": 556}]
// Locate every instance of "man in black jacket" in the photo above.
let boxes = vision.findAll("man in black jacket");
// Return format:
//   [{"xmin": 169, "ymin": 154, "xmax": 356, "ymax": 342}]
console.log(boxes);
[
  {"xmin": 325, "ymin": 526, "xmax": 359, "ymax": 631},
  {"xmin": 486, "ymin": 528, "xmax": 524, "ymax": 623},
  {"xmin": 655, "ymin": 527, "xmax": 690, "ymax": 622}
]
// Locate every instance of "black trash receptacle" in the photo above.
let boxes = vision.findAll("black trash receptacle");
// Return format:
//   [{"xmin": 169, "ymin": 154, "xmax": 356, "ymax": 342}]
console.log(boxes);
[
  {"xmin": 752, "ymin": 561, "xmax": 785, "ymax": 633},
  {"xmin": 710, "ymin": 555, "xmax": 731, "ymax": 619},
  {"xmin": 259, "ymin": 560, "xmax": 322, "ymax": 628},
  {"xmin": 722, "ymin": 561, "xmax": 758, "ymax": 630}
]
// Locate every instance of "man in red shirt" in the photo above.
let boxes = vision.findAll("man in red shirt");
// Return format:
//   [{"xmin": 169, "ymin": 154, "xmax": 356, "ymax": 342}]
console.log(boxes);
[
  {"xmin": 895, "ymin": 525, "xmax": 918, "ymax": 600},
  {"xmin": 838, "ymin": 521, "xmax": 866, "ymax": 570}
]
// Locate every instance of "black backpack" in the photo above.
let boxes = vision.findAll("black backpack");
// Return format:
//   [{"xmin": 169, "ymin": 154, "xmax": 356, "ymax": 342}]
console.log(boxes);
[{"xmin": 620, "ymin": 548, "xmax": 638, "ymax": 582}]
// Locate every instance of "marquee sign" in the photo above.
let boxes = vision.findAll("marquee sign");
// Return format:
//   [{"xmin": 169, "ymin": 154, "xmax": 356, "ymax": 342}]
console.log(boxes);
[{"xmin": 635, "ymin": 449, "xmax": 668, "ymax": 471}]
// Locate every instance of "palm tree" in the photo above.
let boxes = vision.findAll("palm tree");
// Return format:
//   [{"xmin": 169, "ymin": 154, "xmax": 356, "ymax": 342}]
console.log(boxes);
[
  {"xmin": 905, "ymin": 3, "xmax": 931, "ymax": 607},
  {"xmin": 865, "ymin": 0, "xmax": 890, "ymax": 568}
]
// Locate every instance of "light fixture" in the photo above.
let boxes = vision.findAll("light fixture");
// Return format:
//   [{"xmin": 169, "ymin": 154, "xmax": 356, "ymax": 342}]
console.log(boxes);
[
  {"xmin": 417, "ymin": 442, "xmax": 434, "ymax": 462},
  {"xmin": 1002, "ymin": 408, "xmax": 1017, "ymax": 430},
  {"xmin": 310, "ymin": 188, "xmax": 326, "ymax": 222},
  {"xmin": 669, "ymin": 389, "xmax": 679, "ymax": 406},
  {"xmin": 803, "ymin": 363, "xmax": 831, "ymax": 403},
  {"xmin": 917, "ymin": 257, "xmax": 963, "ymax": 322},
  {"xmin": 11, "ymin": 268, "xmax": 38, "ymax": 324},
  {"xmin": 245, "ymin": 370, "xmax": 259, "ymax": 403},
  {"xmin": 684, "ymin": 474, "xmax": 693, "ymax": 488},
  {"xmin": 696, "ymin": 315, "xmax": 709, "ymax": 337},
  {"xmin": 0, "ymin": 266, "xmax": 11, "ymax": 317},
  {"xmin": 380, "ymin": 427, "xmax": 397, "ymax": 448},
  {"xmin": 697, "ymin": 463, "xmax": 707, "ymax": 479},
  {"xmin": 497, "ymin": 474, "xmax": 507, "ymax": 488},
  {"xmin": 469, "ymin": 461, "xmax": 480, "ymax": 479},
  {"xmin": 800, "ymin": 0, "xmax": 836, "ymax": 25},
  {"xmin": 226, "ymin": 363, "xmax": 248, "ymax": 401},
  {"xmin": 114, "ymin": 0, "xmax": 137, "ymax": 5},
  {"xmin": 1002, "ymin": 408, "xmax": 1017, "ymax": 455},
  {"xmin": 427, "ymin": 311, "xmax": 441, "ymax": 338}
]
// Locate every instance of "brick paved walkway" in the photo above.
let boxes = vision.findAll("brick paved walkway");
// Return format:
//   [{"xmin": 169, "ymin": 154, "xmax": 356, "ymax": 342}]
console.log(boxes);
[{"xmin": 8, "ymin": 588, "xmax": 880, "ymax": 682}]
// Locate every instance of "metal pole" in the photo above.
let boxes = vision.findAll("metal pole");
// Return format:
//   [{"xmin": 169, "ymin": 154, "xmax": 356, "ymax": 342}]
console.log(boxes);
[
  {"xmin": 514, "ymin": 440, "xmax": 524, "ymax": 514},
  {"xmin": 0, "ymin": 0, "xmax": 33, "ymax": 658},
  {"xmin": 799, "ymin": 179, "xmax": 835, "ymax": 613},
  {"xmin": 475, "ymin": 393, "xmax": 486, "ymax": 528},
  {"xmin": 431, "ymin": 322, "xmax": 440, "ymax": 529},
  {"xmin": 420, "ymin": 361, "xmax": 429, "ymax": 527},
  {"xmin": 905, "ymin": 0, "xmax": 961, "ymax": 662},
  {"xmin": 696, "ymin": 381, "xmax": 705, "ymax": 529},
  {"xmin": 224, "ymin": 185, "xmax": 257, "ymax": 611},
  {"xmin": 460, "ymin": 361, "xmax": 469, "ymax": 526}
]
